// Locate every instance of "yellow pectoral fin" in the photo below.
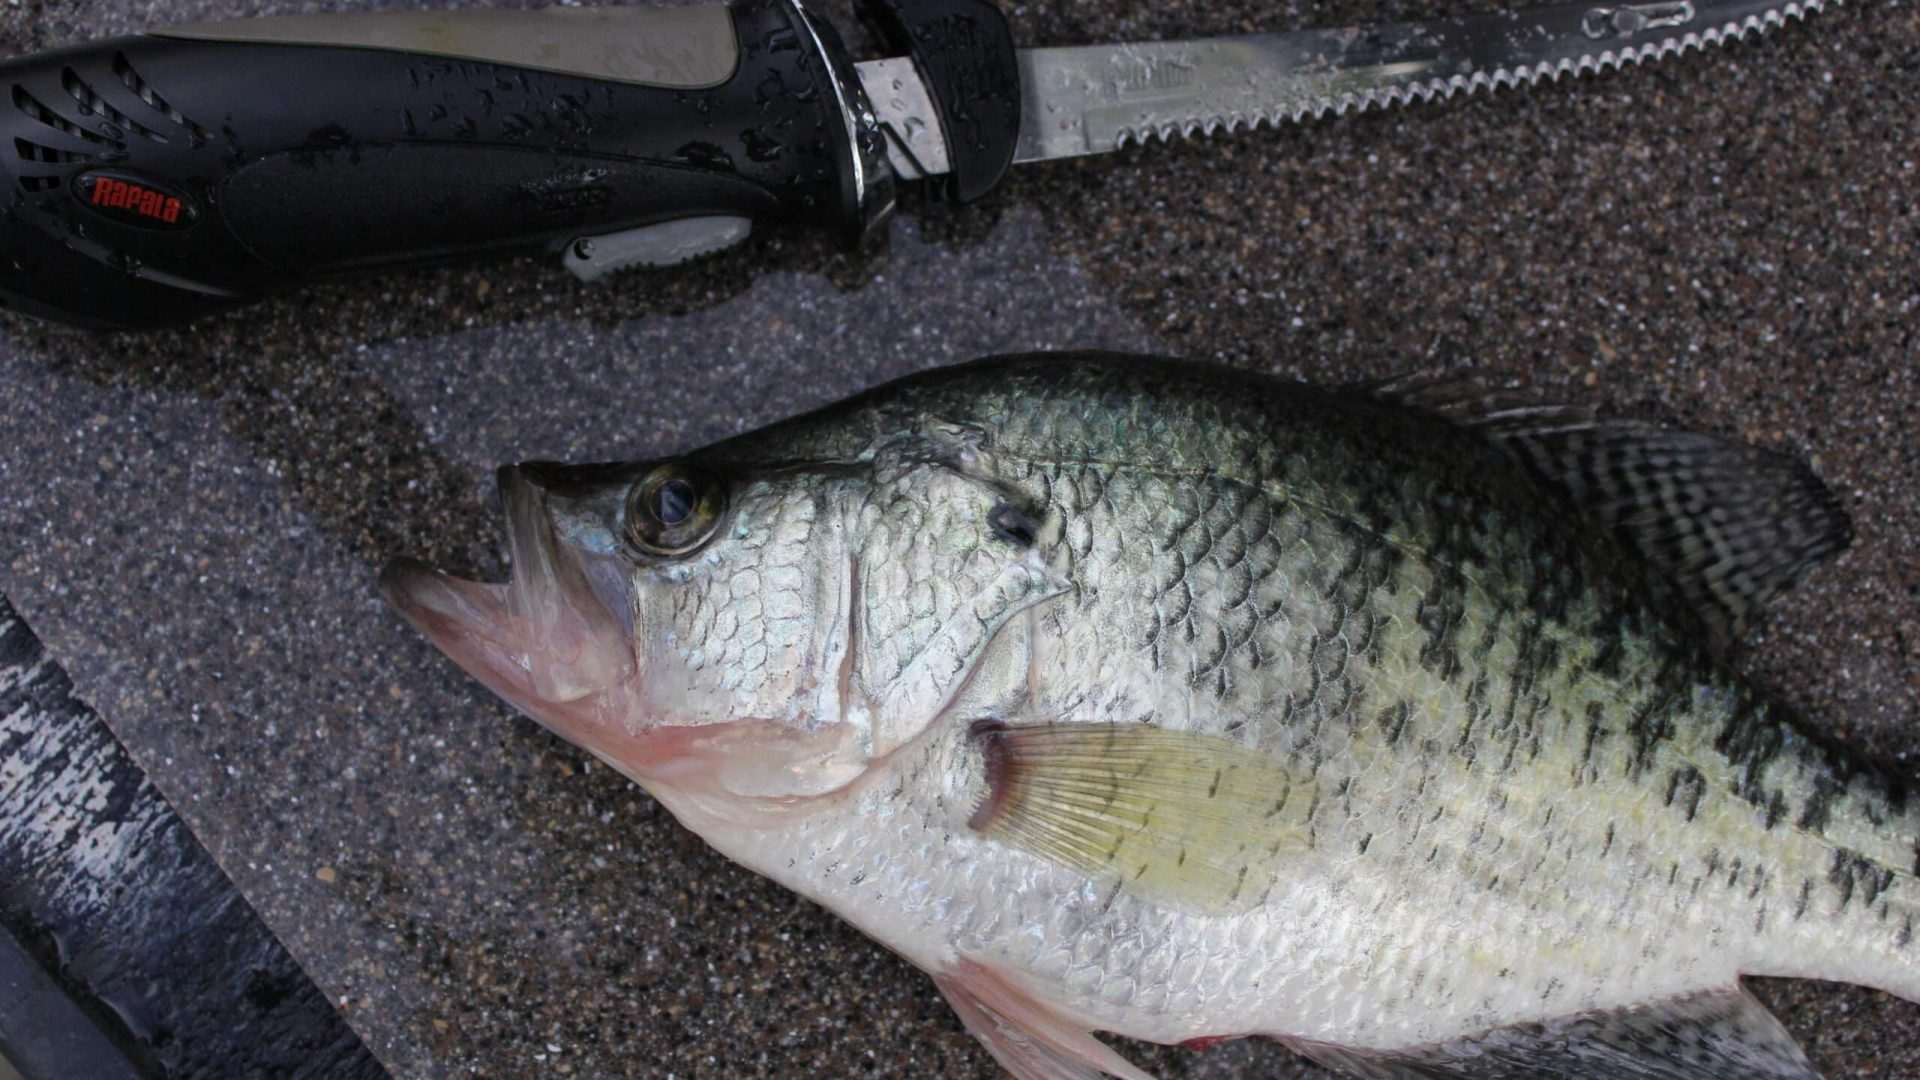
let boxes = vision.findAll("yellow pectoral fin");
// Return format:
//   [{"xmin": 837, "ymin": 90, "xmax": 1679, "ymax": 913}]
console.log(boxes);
[{"xmin": 967, "ymin": 721, "xmax": 1315, "ymax": 915}]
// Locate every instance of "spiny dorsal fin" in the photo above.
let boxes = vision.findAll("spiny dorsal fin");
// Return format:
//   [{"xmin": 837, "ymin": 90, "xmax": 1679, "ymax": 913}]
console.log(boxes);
[
  {"xmin": 1368, "ymin": 372, "xmax": 1853, "ymax": 651},
  {"xmin": 1288, "ymin": 985, "xmax": 1817, "ymax": 1079},
  {"xmin": 966, "ymin": 721, "xmax": 1315, "ymax": 915}
]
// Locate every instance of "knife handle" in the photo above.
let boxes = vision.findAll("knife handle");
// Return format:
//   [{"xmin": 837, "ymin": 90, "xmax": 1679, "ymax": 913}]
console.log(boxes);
[{"xmin": 0, "ymin": 0, "xmax": 893, "ymax": 330}]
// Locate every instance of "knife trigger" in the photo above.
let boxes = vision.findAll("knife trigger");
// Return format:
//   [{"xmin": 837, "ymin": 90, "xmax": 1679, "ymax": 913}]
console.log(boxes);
[{"xmin": 560, "ymin": 217, "xmax": 753, "ymax": 284}]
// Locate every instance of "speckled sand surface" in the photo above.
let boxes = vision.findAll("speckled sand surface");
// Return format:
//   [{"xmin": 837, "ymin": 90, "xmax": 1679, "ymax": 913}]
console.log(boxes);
[{"xmin": 1, "ymin": 0, "xmax": 1916, "ymax": 1076}]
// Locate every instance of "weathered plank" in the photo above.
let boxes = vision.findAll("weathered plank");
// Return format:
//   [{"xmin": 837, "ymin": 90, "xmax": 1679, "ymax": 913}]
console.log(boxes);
[{"xmin": 0, "ymin": 594, "xmax": 386, "ymax": 1080}]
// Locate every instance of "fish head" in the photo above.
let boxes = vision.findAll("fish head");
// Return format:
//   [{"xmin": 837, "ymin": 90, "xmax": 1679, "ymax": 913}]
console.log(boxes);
[{"xmin": 383, "ymin": 428, "xmax": 1066, "ymax": 816}]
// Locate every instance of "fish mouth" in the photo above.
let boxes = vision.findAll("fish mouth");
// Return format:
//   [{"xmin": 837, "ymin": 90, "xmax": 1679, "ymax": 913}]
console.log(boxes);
[{"xmin": 382, "ymin": 465, "xmax": 675, "ymax": 781}]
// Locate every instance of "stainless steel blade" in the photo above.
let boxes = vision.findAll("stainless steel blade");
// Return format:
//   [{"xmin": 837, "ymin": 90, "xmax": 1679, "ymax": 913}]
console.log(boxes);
[{"xmin": 857, "ymin": 0, "xmax": 1828, "ymax": 179}]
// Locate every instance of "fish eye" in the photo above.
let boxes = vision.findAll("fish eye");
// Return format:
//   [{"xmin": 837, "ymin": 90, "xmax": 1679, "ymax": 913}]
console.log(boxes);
[{"xmin": 626, "ymin": 464, "xmax": 726, "ymax": 557}]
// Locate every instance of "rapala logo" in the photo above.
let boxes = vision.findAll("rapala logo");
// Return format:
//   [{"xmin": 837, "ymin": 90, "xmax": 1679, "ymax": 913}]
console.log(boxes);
[{"xmin": 72, "ymin": 172, "xmax": 198, "ymax": 231}]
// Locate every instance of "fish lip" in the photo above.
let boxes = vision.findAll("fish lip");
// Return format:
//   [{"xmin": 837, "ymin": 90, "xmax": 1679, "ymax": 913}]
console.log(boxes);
[
  {"xmin": 381, "ymin": 464, "xmax": 637, "ymax": 720},
  {"xmin": 379, "ymin": 556, "xmax": 530, "ymax": 709}
]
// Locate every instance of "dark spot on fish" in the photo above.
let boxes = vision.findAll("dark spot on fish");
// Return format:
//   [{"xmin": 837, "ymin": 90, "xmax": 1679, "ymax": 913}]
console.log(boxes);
[
  {"xmin": 1578, "ymin": 702, "xmax": 1607, "ymax": 782},
  {"xmin": 1796, "ymin": 775, "xmax": 1841, "ymax": 834},
  {"xmin": 1591, "ymin": 635, "xmax": 1624, "ymax": 678},
  {"xmin": 1346, "ymin": 610, "xmax": 1378, "ymax": 662},
  {"xmin": 1665, "ymin": 766, "xmax": 1705, "ymax": 822},
  {"xmin": 1898, "ymin": 916, "xmax": 1913, "ymax": 950},
  {"xmin": 1714, "ymin": 695, "xmax": 1787, "ymax": 809},
  {"xmin": 1600, "ymin": 823, "xmax": 1615, "ymax": 858},
  {"xmin": 1380, "ymin": 702, "xmax": 1411, "ymax": 747},
  {"xmin": 1764, "ymin": 790, "xmax": 1787, "ymax": 831},
  {"xmin": 1533, "ymin": 634, "xmax": 1561, "ymax": 679},
  {"xmin": 1414, "ymin": 577, "xmax": 1463, "ymax": 675},
  {"xmin": 1793, "ymin": 879, "xmax": 1813, "ymax": 920},
  {"xmin": 1623, "ymin": 687, "xmax": 1676, "ymax": 781},
  {"xmin": 1828, "ymin": 849, "xmax": 1895, "ymax": 911},
  {"xmin": 1881, "ymin": 771, "xmax": 1910, "ymax": 818},
  {"xmin": 1496, "ymin": 732, "xmax": 1519, "ymax": 774},
  {"xmin": 1358, "ymin": 833, "xmax": 1372, "ymax": 856},
  {"xmin": 1829, "ymin": 850, "xmax": 1857, "ymax": 911}
]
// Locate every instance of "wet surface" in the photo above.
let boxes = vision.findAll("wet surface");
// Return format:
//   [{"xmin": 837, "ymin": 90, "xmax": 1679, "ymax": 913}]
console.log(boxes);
[
  {"xmin": 1, "ymin": 0, "xmax": 1916, "ymax": 1077},
  {"xmin": 0, "ymin": 597, "xmax": 386, "ymax": 1080}
]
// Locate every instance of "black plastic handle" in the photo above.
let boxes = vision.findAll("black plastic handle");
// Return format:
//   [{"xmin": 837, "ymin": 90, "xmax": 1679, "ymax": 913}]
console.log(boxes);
[{"xmin": 0, "ymin": 0, "xmax": 892, "ymax": 330}]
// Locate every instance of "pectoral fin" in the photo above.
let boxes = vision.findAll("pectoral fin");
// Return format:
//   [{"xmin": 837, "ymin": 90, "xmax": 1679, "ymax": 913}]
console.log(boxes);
[
  {"xmin": 934, "ymin": 959, "xmax": 1155, "ymax": 1080},
  {"xmin": 1288, "ymin": 985, "xmax": 1818, "ymax": 1079},
  {"xmin": 966, "ymin": 721, "xmax": 1315, "ymax": 915}
]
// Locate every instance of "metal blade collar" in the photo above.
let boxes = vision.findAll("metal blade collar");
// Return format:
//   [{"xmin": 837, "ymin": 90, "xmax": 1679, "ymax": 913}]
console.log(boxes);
[{"xmin": 856, "ymin": 57, "xmax": 952, "ymax": 181}]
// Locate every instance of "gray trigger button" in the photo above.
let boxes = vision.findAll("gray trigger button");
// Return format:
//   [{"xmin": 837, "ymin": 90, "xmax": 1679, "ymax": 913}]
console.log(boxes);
[{"xmin": 562, "ymin": 216, "xmax": 753, "ymax": 283}]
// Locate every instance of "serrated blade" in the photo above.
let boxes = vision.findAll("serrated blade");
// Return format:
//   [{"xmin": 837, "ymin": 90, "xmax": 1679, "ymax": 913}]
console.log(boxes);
[{"xmin": 859, "ymin": 0, "xmax": 1828, "ymax": 178}]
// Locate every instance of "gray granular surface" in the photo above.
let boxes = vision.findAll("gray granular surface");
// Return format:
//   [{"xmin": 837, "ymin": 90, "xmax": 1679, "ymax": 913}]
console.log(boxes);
[{"xmin": 1, "ymin": 0, "xmax": 1915, "ymax": 1077}]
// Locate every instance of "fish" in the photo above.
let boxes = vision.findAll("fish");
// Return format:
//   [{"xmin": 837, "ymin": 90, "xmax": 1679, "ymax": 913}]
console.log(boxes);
[{"xmin": 381, "ymin": 353, "xmax": 1917, "ymax": 1080}]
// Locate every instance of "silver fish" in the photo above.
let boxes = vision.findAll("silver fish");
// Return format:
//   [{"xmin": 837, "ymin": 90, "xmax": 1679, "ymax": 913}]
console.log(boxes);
[{"xmin": 383, "ymin": 354, "xmax": 1916, "ymax": 1079}]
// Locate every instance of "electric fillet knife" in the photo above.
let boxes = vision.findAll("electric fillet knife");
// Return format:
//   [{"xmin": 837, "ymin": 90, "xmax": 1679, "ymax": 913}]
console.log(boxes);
[{"xmin": 0, "ymin": 0, "xmax": 1825, "ymax": 330}]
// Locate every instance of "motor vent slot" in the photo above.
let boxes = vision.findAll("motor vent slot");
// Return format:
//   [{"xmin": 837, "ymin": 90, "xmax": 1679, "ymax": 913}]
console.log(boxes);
[
  {"xmin": 13, "ymin": 135, "xmax": 95, "ymax": 162},
  {"xmin": 13, "ymin": 83, "xmax": 123, "ymax": 150},
  {"xmin": 63, "ymin": 67, "xmax": 168, "ymax": 144},
  {"xmin": 111, "ymin": 53, "xmax": 210, "ymax": 147},
  {"xmin": 12, "ymin": 122, "xmax": 94, "ymax": 194}
]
